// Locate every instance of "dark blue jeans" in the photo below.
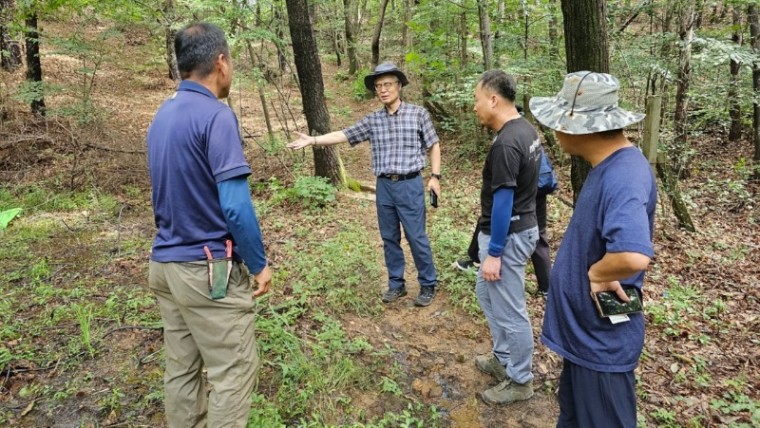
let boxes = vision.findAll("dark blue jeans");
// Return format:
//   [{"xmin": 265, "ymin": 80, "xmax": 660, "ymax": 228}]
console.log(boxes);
[{"xmin": 376, "ymin": 175, "xmax": 437, "ymax": 290}]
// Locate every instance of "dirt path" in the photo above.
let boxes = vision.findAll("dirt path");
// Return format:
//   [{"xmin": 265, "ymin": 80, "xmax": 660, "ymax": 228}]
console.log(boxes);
[{"xmin": 342, "ymin": 190, "xmax": 560, "ymax": 427}]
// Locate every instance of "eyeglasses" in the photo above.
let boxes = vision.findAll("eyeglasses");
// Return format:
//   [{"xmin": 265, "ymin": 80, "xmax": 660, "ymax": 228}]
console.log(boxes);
[{"xmin": 375, "ymin": 81, "xmax": 399, "ymax": 90}]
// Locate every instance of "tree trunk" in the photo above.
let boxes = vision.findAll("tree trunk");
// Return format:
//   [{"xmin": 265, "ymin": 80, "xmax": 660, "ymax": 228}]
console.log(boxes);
[
  {"xmin": 243, "ymin": 41, "xmax": 274, "ymax": 140},
  {"xmin": 274, "ymin": 5, "xmax": 288, "ymax": 73},
  {"xmin": 24, "ymin": 11, "xmax": 45, "ymax": 116},
  {"xmin": 522, "ymin": 2, "xmax": 529, "ymax": 61},
  {"xmin": 561, "ymin": 0, "xmax": 609, "ymax": 202},
  {"xmin": 460, "ymin": 10, "xmax": 467, "ymax": 68},
  {"xmin": 495, "ymin": 0, "xmax": 505, "ymax": 39},
  {"xmin": 343, "ymin": 0, "xmax": 358, "ymax": 74},
  {"xmin": 286, "ymin": 0, "xmax": 346, "ymax": 186},
  {"xmin": 477, "ymin": 0, "xmax": 493, "ymax": 71},
  {"xmin": 673, "ymin": 0, "xmax": 695, "ymax": 176},
  {"xmin": 402, "ymin": 0, "xmax": 413, "ymax": 56},
  {"xmin": 163, "ymin": 0, "xmax": 180, "ymax": 81},
  {"xmin": 728, "ymin": 6, "xmax": 743, "ymax": 142},
  {"xmin": 750, "ymin": 5, "xmax": 760, "ymax": 166},
  {"xmin": 1, "ymin": 0, "xmax": 21, "ymax": 72},
  {"xmin": 371, "ymin": 0, "xmax": 389, "ymax": 69},
  {"xmin": 548, "ymin": 0, "xmax": 559, "ymax": 59}
]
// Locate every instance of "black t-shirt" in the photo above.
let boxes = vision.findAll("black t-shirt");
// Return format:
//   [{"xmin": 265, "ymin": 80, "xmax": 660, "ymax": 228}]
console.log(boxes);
[{"xmin": 478, "ymin": 117, "xmax": 541, "ymax": 235}]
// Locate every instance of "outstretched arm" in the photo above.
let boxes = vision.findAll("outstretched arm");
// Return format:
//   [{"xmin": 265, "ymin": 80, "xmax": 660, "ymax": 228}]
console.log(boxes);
[{"xmin": 287, "ymin": 130, "xmax": 349, "ymax": 149}]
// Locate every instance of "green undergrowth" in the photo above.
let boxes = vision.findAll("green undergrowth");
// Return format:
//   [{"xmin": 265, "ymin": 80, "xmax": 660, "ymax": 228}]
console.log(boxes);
[
  {"xmin": 251, "ymin": 207, "xmax": 440, "ymax": 425},
  {"xmin": 1, "ymin": 183, "xmax": 441, "ymax": 426}
]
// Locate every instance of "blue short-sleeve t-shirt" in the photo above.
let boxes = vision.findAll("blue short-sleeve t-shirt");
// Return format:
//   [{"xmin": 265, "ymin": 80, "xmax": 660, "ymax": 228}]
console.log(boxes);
[
  {"xmin": 541, "ymin": 146, "xmax": 657, "ymax": 373},
  {"xmin": 147, "ymin": 80, "xmax": 251, "ymax": 262}
]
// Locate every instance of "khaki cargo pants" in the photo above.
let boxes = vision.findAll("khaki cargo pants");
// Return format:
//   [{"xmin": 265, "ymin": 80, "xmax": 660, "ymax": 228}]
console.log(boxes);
[{"xmin": 149, "ymin": 260, "xmax": 259, "ymax": 428}]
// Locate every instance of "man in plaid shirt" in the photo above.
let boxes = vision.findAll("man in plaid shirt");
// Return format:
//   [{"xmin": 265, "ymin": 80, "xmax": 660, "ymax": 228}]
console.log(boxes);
[{"xmin": 288, "ymin": 62, "xmax": 441, "ymax": 307}]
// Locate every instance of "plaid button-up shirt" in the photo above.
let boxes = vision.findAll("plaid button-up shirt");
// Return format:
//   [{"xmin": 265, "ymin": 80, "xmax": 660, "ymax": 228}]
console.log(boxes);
[{"xmin": 343, "ymin": 102, "xmax": 439, "ymax": 176}]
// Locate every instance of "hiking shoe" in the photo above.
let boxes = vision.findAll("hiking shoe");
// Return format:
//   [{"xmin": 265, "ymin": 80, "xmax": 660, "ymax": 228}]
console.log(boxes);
[
  {"xmin": 453, "ymin": 259, "xmax": 479, "ymax": 272},
  {"xmin": 475, "ymin": 354, "xmax": 507, "ymax": 382},
  {"xmin": 481, "ymin": 378, "xmax": 534, "ymax": 405},
  {"xmin": 382, "ymin": 287, "xmax": 407, "ymax": 303},
  {"xmin": 414, "ymin": 286, "xmax": 436, "ymax": 307}
]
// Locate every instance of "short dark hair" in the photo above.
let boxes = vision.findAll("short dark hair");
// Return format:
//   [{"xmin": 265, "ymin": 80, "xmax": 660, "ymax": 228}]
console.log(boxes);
[
  {"xmin": 478, "ymin": 70, "xmax": 517, "ymax": 102},
  {"xmin": 175, "ymin": 23, "xmax": 229, "ymax": 79},
  {"xmin": 598, "ymin": 129, "xmax": 624, "ymax": 139}
]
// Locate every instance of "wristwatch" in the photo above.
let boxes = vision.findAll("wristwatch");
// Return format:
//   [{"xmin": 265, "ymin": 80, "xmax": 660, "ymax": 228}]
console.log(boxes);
[{"xmin": 431, "ymin": 173, "xmax": 442, "ymax": 180}]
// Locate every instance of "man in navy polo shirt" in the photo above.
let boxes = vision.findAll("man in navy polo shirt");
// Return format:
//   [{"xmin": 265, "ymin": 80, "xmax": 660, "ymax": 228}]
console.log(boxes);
[
  {"xmin": 146, "ymin": 22, "xmax": 271, "ymax": 428},
  {"xmin": 287, "ymin": 62, "xmax": 441, "ymax": 307},
  {"xmin": 530, "ymin": 72, "xmax": 657, "ymax": 427}
]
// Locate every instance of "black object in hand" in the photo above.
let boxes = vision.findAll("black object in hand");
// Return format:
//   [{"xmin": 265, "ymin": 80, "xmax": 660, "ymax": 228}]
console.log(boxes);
[
  {"xmin": 591, "ymin": 288, "xmax": 643, "ymax": 318},
  {"xmin": 429, "ymin": 190, "xmax": 438, "ymax": 208}
]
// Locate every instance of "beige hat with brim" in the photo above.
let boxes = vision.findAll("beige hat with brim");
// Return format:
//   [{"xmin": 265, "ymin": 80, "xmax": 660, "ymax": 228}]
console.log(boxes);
[{"xmin": 529, "ymin": 71, "xmax": 645, "ymax": 135}]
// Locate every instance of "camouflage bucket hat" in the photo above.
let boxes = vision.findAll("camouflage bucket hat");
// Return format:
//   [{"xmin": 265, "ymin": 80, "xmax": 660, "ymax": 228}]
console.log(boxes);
[{"xmin": 529, "ymin": 71, "xmax": 645, "ymax": 135}]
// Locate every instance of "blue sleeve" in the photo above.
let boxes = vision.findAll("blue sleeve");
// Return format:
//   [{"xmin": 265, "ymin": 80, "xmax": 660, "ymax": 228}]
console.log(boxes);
[
  {"xmin": 488, "ymin": 187, "xmax": 514, "ymax": 257},
  {"xmin": 217, "ymin": 177, "xmax": 268, "ymax": 274}
]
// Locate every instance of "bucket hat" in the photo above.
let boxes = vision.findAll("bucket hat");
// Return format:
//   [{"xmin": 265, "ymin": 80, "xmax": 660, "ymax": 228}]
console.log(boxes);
[
  {"xmin": 529, "ymin": 71, "xmax": 644, "ymax": 135},
  {"xmin": 364, "ymin": 62, "xmax": 409, "ymax": 92}
]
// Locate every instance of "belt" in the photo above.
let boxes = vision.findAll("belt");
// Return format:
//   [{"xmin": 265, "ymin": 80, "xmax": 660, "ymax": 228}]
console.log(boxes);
[{"xmin": 379, "ymin": 171, "xmax": 420, "ymax": 181}]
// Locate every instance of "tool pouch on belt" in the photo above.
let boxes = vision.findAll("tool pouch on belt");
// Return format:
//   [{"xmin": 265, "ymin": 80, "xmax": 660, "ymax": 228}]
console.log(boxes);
[{"xmin": 204, "ymin": 240, "xmax": 233, "ymax": 300}]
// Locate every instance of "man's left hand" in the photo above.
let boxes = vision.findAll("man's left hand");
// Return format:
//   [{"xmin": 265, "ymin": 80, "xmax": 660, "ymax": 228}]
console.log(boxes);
[
  {"xmin": 481, "ymin": 255, "xmax": 501, "ymax": 282},
  {"xmin": 427, "ymin": 177, "xmax": 440, "ymax": 199},
  {"xmin": 589, "ymin": 279, "xmax": 629, "ymax": 302}
]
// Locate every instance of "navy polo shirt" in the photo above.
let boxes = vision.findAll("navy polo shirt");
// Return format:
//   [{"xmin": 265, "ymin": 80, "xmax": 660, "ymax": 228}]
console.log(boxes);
[{"xmin": 147, "ymin": 80, "xmax": 251, "ymax": 262}]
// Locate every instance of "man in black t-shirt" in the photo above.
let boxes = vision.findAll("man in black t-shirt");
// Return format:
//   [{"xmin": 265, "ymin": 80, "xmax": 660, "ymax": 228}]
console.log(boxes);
[{"xmin": 472, "ymin": 70, "xmax": 540, "ymax": 405}]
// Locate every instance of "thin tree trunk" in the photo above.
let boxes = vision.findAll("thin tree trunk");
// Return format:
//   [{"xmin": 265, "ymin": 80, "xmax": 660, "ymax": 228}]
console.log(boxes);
[
  {"xmin": 24, "ymin": 11, "xmax": 45, "ymax": 116},
  {"xmin": 522, "ymin": 1, "xmax": 529, "ymax": 61},
  {"xmin": 728, "ymin": 6, "xmax": 743, "ymax": 142},
  {"xmin": 548, "ymin": 0, "xmax": 559, "ymax": 59},
  {"xmin": 275, "ymin": 5, "xmax": 287, "ymax": 73},
  {"xmin": 286, "ymin": 0, "xmax": 346, "ymax": 185},
  {"xmin": 750, "ymin": 5, "xmax": 760, "ymax": 166},
  {"xmin": 371, "ymin": 0, "xmax": 389, "ymax": 69},
  {"xmin": 460, "ymin": 10, "xmax": 467, "ymax": 68},
  {"xmin": 402, "ymin": 0, "xmax": 413, "ymax": 55},
  {"xmin": 0, "ymin": 0, "xmax": 21, "ymax": 72},
  {"xmin": 674, "ymin": 0, "xmax": 695, "ymax": 175},
  {"xmin": 344, "ymin": 0, "xmax": 358, "ymax": 74},
  {"xmin": 477, "ymin": 0, "xmax": 493, "ymax": 70},
  {"xmin": 561, "ymin": 0, "xmax": 609, "ymax": 202},
  {"xmin": 495, "ymin": 0, "xmax": 505, "ymax": 39},
  {"xmin": 244, "ymin": 41, "xmax": 274, "ymax": 140},
  {"xmin": 163, "ymin": 0, "xmax": 180, "ymax": 81}
]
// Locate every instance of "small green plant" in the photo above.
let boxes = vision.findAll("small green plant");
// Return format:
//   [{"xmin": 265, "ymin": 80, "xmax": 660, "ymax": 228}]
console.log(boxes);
[
  {"xmin": 379, "ymin": 376, "xmax": 403, "ymax": 396},
  {"xmin": 73, "ymin": 303, "xmax": 96, "ymax": 357},
  {"xmin": 650, "ymin": 407, "xmax": 680, "ymax": 428},
  {"xmin": 275, "ymin": 176, "xmax": 337, "ymax": 209}
]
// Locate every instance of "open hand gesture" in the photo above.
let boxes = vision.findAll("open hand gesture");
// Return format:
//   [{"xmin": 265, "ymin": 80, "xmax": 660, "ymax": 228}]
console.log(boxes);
[{"xmin": 287, "ymin": 131, "xmax": 314, "ymax": 150}]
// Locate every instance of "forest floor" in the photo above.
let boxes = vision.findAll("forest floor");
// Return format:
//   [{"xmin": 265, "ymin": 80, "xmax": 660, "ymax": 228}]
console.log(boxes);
[{"xmin": 0, "ymin": 22, "xmax": 759, "ymax": 428}]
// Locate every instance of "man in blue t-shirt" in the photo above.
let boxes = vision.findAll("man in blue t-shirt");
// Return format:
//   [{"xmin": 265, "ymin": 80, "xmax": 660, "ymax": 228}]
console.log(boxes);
[
  {"xmin": 530, "ymin": 72, "xmax": 657, "ymax": 427},
  {"xmin": 146, "ymin": 23, "xmax": 271, "ymax": 427}
]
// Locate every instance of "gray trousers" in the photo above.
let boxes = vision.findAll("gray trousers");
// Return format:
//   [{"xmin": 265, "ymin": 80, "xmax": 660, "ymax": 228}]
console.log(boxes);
[{"xmin": 476, "ymin": 227, "xmax": 538, "ymax": 384}]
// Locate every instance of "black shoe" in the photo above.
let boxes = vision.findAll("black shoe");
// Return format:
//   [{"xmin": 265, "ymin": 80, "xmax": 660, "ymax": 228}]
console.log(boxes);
[
  {"xmin": 453, "ymin": 259, "xmax": 479, "ymax": 272},
  {"xmin": 414, "ymin": 286, "xmax": 436, "ymax": 307},
  {"xmin": 382, "ymin": 287, "xmax": 407, "ymax": 303}
]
